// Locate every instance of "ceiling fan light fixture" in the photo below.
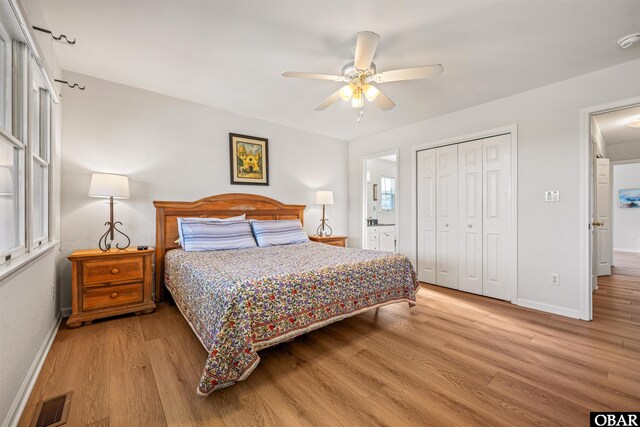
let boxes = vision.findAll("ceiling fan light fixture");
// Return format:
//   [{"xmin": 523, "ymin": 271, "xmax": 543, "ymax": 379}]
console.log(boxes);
[
  {"xmin": 628, "ymin": 118, "xmax": 640, "ymax": 128},
  {"xmin": 339, "ymin": 84, "xmax": 354, "ymax": 101},
  {"xmin": 351, "ymin": 89, "xmax": 364, "ymax": 108},
  {"xmin": 363, "ymin": 84, "xmax": 380, "ymax": 102}
]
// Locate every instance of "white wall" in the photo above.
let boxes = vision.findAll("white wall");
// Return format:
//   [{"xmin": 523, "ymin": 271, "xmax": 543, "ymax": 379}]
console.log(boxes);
[
  {"xmin": 613, "ymin": 163, "xmax": 640, "ymax": 253},
  {"xmin": 607, "ymin": 140, "xmax": 640, "ymax": 162},
  {"xmin": 59, "ymin": 71, "xmax": 348, "ymax": 311},
  {"xmin": 0, "ymin": 2, "xmax": 63, "ymax": 425},
  {"xmin": 365, "ymin": 158, "xmax": 396, "ymax": 225},
  {"xmin": 348, "ymin": 58, "xmax": 640, "ymax": 317},
  {"xmin": 0, "ymin": 250, "xmax": 59, "ymax": 427}
]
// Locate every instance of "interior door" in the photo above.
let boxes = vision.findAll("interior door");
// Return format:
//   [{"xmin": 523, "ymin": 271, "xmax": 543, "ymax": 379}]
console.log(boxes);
[
  {"xmin": 482, "ymin": 134, "xmax": 511, "ymax": 300},
  {"xmin": 596, "ymin": 157, "xmax": 612, "ymax": 276},
  {"xmin": 457, "ymin": 140, "xmax": 483, "ymax": 295},
  {"xmin": 436, "ymin": 145, "xmax": 458, "ymax": 289},
  {"xmin": 417, "ymin": 149, "xmax": 437, "ymax": 283},
  {"xmin": 591, "ymin": 140, "xmax": 598, "ymax": 291}
]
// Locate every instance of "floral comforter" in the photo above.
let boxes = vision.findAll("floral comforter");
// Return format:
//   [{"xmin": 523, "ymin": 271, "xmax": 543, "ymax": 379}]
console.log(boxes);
[{"xmin": 165, "ymin": 241, "xmax": 419, "ymax": 395}]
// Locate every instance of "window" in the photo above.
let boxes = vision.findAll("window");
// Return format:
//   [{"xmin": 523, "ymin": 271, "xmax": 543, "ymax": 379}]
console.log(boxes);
[
  {"xmin": 380, "ymin": 175, "xmax": 396, "ymax": 211},
  {"xmin": 0, "ymin": 33, "xmax": 53, "ymax": 265},
  {"xmin": 30, "ymin": 62, "xmax": 50, "ymax": 247},
  {"xmin": 0, "ymin": 135, "xmax": 25, "ymax": 260},
  {"xmin": 31, "ymin": 89, "xmax": 50, "ymax": 245}
]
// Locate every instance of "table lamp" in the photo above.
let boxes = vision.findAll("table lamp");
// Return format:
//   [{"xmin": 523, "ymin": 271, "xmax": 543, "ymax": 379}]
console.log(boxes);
[
  {"xmin": 89, "ymin": 173, "xmax": 131, "ymax": 251},
  {"xmin": 315, "ymin": 190, "xmax": 334, "ymax": 237}
]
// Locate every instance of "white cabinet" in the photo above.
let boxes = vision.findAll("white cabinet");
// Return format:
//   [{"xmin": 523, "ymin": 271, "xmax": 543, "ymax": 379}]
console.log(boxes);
[
  {"xmin": 367, "ymin": 225, "xmax": 395, "ymax": 252},
  {"xmin": 380, "ymin": 228, "xmax": 395, "ymax": 252},
  {"xmin": 416, "ymin": 134, "xmax": 512, "ymax": 301}
]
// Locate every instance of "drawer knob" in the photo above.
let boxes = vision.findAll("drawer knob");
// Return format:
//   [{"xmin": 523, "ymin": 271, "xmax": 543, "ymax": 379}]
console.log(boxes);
[
  {"xmin": 111, "ymin": 268, "xmax": 119, "ymax": 274},
  {"xmin": 110, "ymin": 292, "xmax": 118, "ymax": 298}
]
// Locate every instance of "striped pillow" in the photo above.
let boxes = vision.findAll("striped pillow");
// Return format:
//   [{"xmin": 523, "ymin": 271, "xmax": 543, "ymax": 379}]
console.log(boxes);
[
  {"xmin": 178, "ymin": 219, "xmax": 257, "ymax": 252},
  {"xmin": 176, "ymin": 215, "xmax": 246, "ymax": 246},
  {"xmin": 250, "ymin": 219, "xmax": 309, "ymax": 247}
]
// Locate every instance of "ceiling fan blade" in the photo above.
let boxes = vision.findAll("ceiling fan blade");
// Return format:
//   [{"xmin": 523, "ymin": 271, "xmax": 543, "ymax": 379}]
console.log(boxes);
[
  {"xmin": 354, "ymin": 31, "xmax": 380, "ymax": 70},
  {"xmin": 282, "ymin": 71, "xmax": 345, "ymax": 82},
  {"xmin": 315, "ymin": 89, "xmax": 341, "ymax": 111},
  {"xmin": 372, "ymin": 89, "xmax": 395, "ymax": 111},
  {"xmin": 370, "ymin": 64, "xmax": 444, "ymax": 83}
]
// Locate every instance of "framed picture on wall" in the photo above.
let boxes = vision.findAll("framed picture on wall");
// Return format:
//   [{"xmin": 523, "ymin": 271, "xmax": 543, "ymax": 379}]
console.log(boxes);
[
  {"xmin": 619, "ymin": 189, "xmax": 640, "ymax": 208},
  {"xmin": 229, "ymin": 133, "xmax": 269, "ymax": 186}
]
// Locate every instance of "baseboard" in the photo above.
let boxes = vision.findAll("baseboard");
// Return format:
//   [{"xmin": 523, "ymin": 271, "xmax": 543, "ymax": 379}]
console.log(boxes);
[
  {"xmin": 613, "ymin": 248, "xmax": 640, "ymax": 254},
  {"xmin": 61, "ymin": 307, "xmax": 71, "ymax": 317},
  {"xmin": 3, "ymin": 313, "xmax": 62, "ymax": 427},
  {"xmin": 516, "ymin": 298, "xmax": 581, "ymax": 319}
]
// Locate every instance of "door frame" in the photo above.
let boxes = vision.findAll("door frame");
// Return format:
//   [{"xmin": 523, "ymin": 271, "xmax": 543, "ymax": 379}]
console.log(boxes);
[
  {"xmin": 361, "ymin": 149, "xmax": 400, "ymax": 251},
  {"xmin": 411, "ymin": 124, "xmax": 519, "ymax": 303},
  {"xmin": 579, "ymin": 96, "xmax": 640, "ymax": 321}
]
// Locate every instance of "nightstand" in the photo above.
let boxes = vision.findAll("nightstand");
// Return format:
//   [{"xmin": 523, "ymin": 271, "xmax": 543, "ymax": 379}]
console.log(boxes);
[
  {"xmin": 66, "ymin": 248, "xmax": 156, "ymax": 328},
  {"xmin": 308, "ymin": 235, "xmax": 348, "ymax": 247}
]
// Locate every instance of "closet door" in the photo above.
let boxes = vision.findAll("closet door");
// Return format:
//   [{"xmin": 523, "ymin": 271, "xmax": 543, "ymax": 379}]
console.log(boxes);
[
  {"xmin": 436, "ymin": 145, "xmax": 458, "ymax": 289},
  {"xmin": 458, "ymin": 140, "xmax": 483, "ymax": 295},
  {"xmin": 417, "ymin": 149, "xmax": 437, "ymax": 283},
  {"xmin": 482, "ymin": 134, "xmax": 511, "ymax": 300}
]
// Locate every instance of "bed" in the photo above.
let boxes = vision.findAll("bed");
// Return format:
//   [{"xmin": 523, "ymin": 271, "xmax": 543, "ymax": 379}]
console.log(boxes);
[{"xmin": 154, "ymin": 193, "xmax": 419, "ymax": 395}]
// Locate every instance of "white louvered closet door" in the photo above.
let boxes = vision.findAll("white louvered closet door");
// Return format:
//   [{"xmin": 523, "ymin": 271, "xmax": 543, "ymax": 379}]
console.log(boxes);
[
  {"xmin": 417, "ymin": 149, "xmax": 437, "ymax": 283},
  {"xmin": 482, "ymin": 134, "xmax": 512, "ymax": 300},
  {"xmin": 457, "ymin": 140, "xmax": 483, "ymax": 295},
  {"xmin": 436, "ymin": 145, "xmax": 458, "ymax": 289}
]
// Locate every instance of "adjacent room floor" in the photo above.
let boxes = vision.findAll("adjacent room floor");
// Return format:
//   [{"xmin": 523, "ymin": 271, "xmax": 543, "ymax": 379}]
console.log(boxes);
[{"xmin": 20, "ymin": 261, "xmax": 640, "ymax": 426}]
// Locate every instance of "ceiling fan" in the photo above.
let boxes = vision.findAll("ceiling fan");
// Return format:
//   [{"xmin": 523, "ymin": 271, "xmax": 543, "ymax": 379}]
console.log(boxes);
[{"xmin": 282, "ymin": 31, "xmax": 444, "ymax": 122}]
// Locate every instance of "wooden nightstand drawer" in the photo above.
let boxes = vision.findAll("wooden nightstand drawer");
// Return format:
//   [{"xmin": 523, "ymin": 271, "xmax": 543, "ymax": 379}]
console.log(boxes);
[
  {"xmin": 324, "ymin": 240, "xmax": 345, "ymax": 247},
  {"xmin": 83, "ymin": 283, "xmax": 143, "ymax": 311},
  {"xmin": 83, "ymin": 257, "xmax": 143, "ymax": 285}
]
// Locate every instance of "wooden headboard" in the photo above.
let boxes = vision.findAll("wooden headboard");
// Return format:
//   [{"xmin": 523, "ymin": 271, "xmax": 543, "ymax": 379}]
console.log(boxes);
[{"xmin": 153, "ymin": 193, "xmax": 306, "ymax": 302}]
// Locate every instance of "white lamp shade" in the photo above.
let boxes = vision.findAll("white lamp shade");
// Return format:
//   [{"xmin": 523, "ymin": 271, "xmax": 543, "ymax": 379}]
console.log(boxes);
[
  {"xmin": 89, "ymin": 173, "xmax": 130, "ymax": 199},
  {"xmin": 315, "ymin": 190, "xmax": 334, "ymax": 205}
]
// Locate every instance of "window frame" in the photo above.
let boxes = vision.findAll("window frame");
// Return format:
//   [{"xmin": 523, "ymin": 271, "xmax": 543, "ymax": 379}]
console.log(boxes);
[
  {"xmin": 0, "ymin": 18, "xmax": 12, "ymax": 133},
  {"xmin": 28, "ymin": 58, "xmax": 51, "ymax": 248},
  {"xmin": 0, "ymin": 40, "xmax": 53, "ymax": 266},
  {"xmin": 0, "ymin": 129, "xmax": 26, "ymax": 263}
]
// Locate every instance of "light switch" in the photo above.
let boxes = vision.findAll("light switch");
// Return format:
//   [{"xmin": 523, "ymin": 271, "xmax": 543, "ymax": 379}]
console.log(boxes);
[{"xmin": 545, "ymin": 191, "xmax": 560, "ymax": 202}]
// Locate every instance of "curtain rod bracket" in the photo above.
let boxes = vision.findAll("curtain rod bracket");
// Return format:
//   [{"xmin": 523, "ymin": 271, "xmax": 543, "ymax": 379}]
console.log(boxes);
[
  {"xmin": 32, "ymin": 26, "xmax": 76, "ymax": 45},
  {"xmin": 55, "ymin": 79, "xmax": 85, "ymax": 90}
]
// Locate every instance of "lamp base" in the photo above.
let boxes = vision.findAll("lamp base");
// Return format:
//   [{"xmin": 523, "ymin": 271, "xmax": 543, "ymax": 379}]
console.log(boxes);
[
  {"xmin": 98, "ymin": 221, "xmax": 131, "ymax": 251},
  {"xmin": 316, "ymin": 218, "xmax": 333, "ymax": 238}
]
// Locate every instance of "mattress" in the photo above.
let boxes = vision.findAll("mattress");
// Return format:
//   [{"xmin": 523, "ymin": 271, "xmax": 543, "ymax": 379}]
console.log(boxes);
[{"xmin": 165, "ymin": 241, "xmax": 419, "ymax": 395}]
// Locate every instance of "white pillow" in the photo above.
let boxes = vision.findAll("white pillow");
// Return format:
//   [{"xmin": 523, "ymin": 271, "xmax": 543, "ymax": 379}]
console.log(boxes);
[
  {"xmin": 175, "ymin": 214, "xmax": 246, "ymax": 245},
  {"xmin": 250, "ymin": 219, "xmax": 309, "ymax": 247},
  {"xmin": 178, "ymin": 219, "xmax": 257, "ymax": 252}
]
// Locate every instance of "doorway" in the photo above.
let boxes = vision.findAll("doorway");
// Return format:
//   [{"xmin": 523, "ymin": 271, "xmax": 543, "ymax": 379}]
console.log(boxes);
[
  {"xmin": 363, "ymin": 152, "xmax": 399, "ymax": 252},
  {"xmin": 582, "ymin": 99, "xmax": 640, "ymax": 320}
]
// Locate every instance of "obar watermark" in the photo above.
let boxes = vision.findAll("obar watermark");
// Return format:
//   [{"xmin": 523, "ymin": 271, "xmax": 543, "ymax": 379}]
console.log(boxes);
[{"xmin": 591, "ymin": 413, "xmax": 640, "ymax": 427}]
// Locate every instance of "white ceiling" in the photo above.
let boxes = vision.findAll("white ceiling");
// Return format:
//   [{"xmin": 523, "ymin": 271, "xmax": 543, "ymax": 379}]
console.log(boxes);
[
  {"xmin": 594, "ymin": 106, "xmax": 640, "ymax": 145},
  {"xmin": 28, "ymin": 0, "xmax": 640, "ymax": 141}
]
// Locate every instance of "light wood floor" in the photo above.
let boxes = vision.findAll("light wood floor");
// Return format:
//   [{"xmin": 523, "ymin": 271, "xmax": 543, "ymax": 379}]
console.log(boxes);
[{"xmin": 19, "ymin": 254, "xmax": 640, "ymax": 427}]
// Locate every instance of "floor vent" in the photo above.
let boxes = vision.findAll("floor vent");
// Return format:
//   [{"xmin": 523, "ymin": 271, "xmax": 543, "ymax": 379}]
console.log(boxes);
[{"xmin": 31, "ymin": 392, "xmax": 72, "ymax": 427}]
